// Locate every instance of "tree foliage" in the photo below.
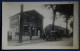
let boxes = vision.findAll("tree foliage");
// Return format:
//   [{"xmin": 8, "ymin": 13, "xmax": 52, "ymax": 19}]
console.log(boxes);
[{"xmin": 56, "ymin": 4, "xmax": 74, "ymax": 17}]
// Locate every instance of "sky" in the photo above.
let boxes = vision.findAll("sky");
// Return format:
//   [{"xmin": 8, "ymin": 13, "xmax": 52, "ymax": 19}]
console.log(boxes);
[{"xmin": 2, "ymin": 2, "xmax": 73, "ymax": 34}]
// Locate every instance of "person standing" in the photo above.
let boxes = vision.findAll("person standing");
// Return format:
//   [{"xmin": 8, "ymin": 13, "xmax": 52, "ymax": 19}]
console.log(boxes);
[
  {"xmin": 42, "ymin": 30, "xmax": 46, "ymax": 40},
  {"xmin": 59, "ymin": 29, "xmax": 62, "ymax": 40},
  {"xmin": 30, "ymin": 33, "xmax": 32, "ymax": 40},
  {"xmin": 29, "ymin": 25, "xmax": 33, "ymax": 40}
]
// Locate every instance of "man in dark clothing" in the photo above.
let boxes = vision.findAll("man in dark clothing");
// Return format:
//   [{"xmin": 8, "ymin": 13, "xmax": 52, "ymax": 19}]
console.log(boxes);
[
  {"xmin": 30, "ymin": 33, "xmax": 32, "ymax": 40},
  {"xmin": 59, "ymin": 29, "xmax": 62, "ymax": 40},
  {"xmin": 42, "ymin": 30, "xmax": 46, "ymax": 40},
  {"xmin": 56, "ymin": 29, "xmax": 61, "ymax": 40},
  {"xmin": 29, "ymin": 26, "xmax": 33, "ymax": 40}
]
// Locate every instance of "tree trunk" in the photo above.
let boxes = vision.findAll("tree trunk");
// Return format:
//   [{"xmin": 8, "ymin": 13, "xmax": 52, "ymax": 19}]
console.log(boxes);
[
  {"xmin": 66, "ymin": 16, "xmax": 68, "ymax": 37},
  {"xmin": 52, "ymin": 10, "xmax": 56, "ymax": 31}
]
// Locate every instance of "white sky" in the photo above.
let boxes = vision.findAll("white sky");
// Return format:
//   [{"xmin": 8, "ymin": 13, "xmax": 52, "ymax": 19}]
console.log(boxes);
[{"xmin": 2, "ymin": 2, "xmax": 73, "ymax": 32}]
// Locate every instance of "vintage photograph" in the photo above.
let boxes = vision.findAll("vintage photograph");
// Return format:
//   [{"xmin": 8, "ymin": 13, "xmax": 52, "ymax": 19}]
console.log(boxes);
[{"xmin": 2, "ymin": 2, "xmax": 79, "ymax": 49}]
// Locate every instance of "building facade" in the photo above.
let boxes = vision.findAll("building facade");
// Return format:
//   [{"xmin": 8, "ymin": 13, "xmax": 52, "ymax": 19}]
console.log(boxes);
[{"xmin": 9, "ymin": 10, "xmax": 43, "ymax": 41}]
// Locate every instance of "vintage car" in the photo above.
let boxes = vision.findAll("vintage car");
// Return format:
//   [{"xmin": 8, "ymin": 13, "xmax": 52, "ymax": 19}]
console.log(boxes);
[{"xmin": 45, "ymin": 31, "xmax": 57, "ymax": 41}]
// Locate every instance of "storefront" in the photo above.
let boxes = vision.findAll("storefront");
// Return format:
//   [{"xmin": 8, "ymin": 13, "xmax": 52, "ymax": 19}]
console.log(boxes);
[{"xmin": 9, "ymin": 10, "xmax": 43, "ymax": 41}]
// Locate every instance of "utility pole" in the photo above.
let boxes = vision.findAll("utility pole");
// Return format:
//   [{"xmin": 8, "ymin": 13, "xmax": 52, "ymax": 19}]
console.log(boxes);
[{"xmin": 19, "ymin": 4, "xmax": 23, "ymax": 43}]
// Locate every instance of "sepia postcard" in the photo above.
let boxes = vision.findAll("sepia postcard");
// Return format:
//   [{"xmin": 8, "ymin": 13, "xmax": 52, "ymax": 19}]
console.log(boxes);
[{"xmin": 2, "ymin": 1, "xmax": 79, "ymax": 49}]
